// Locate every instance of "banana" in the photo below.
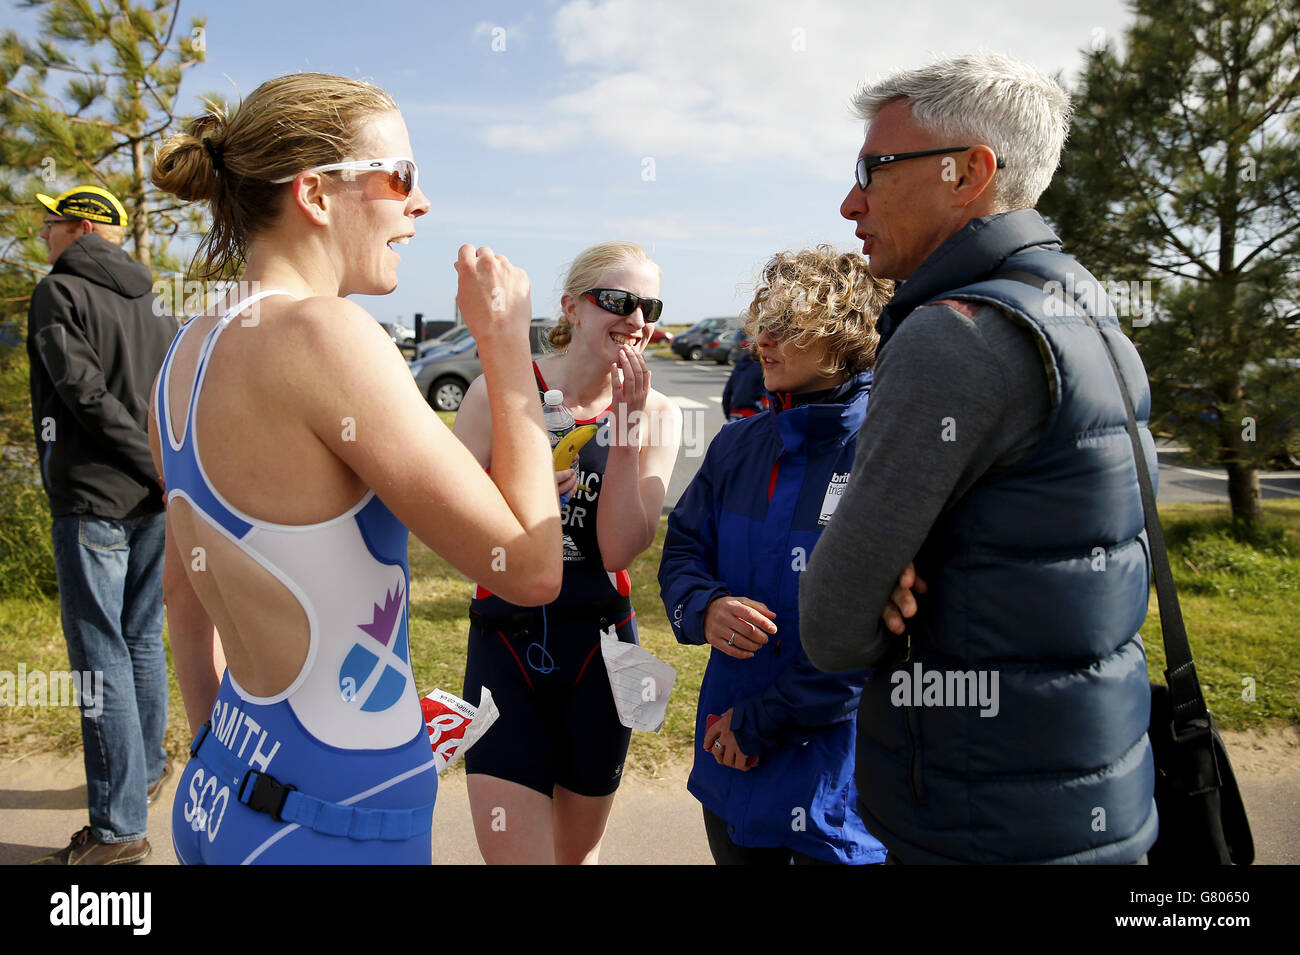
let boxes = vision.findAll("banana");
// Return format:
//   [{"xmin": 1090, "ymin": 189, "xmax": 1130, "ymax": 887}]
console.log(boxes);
[{"xmin": 552, "ymin": 424, "xmax": 600, "ymax": 470}]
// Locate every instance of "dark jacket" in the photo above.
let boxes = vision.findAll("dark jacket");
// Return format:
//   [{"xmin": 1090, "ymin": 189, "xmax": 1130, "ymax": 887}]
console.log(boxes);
[
  {"xmin": 659, "ymin": 371, "xmax": 886, "ymax": 864},
  {"xmin": 720, "ymin": 352, "xmax": 766, "ymax": 419},
  {"xmin": 27, "ymin": 233, "xmax": 175, "ymax": 518},
  {"xmin": 854, "ymin": 210, "xmax": 1158, "ymax": 864}
]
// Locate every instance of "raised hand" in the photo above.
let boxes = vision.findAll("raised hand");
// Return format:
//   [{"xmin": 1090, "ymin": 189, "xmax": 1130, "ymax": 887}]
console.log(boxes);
[
  {"xmin": 609, "ymin": 344, "xmax": 650, "ymax": 448},
  {"xmin": 453, "ymin": 245, "xmax": 531, "ymax": 347}
]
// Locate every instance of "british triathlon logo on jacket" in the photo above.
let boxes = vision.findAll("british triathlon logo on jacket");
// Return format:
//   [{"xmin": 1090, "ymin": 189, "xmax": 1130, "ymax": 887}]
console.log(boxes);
[
  {"xmin": 819, "ymin": 473, "xmax": 851, "ymax": 525},
  {"xmin": 339, "ymin": 581, "xmax": 410, "ymax": 712}
]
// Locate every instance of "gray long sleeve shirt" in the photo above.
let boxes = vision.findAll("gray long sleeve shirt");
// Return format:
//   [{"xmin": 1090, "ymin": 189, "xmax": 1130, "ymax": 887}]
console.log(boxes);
[{"xmin": 798, "ymin": 298, "xmax": 1051, "ymax": 672}]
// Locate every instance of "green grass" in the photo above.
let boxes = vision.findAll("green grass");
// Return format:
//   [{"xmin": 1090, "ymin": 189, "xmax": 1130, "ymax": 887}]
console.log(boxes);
[
  {"xmin": 1139, "ymin": 501, "xmax": 1300, "ymax": 728},
  {"xmin": 3, "ymin": 501, "xmax": 1297, "ymax": 764}
]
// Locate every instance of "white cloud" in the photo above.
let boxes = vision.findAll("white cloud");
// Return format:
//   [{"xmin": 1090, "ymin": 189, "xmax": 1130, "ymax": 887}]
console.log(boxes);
[
  {"xmin": 479, "ymin": 121, "xmax": 584, "ymax": 153},
  {"xmin": 477, "ymin": 0, "xmax": 1131, "ymax": 180}
]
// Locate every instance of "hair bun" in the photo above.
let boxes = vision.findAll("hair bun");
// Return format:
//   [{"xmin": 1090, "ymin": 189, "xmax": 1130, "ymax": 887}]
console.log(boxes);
[
  {"xmin": 149, "ymin": 74, "xmax": 398, "ymax": 280},
  {"xmin": 151, "ymin": 107, "xmax": 228, "ymax": 202}
]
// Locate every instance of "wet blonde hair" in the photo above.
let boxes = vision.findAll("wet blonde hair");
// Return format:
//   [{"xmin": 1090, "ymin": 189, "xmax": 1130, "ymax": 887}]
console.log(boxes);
[
  {"xmin": 151, "ymin": 73, "xmax": 398, "ymax": 279},
  {"xmin": 744, "ymin": 246, "xmax": 893, "ymax": 378},
  {"xmin": 547, "ymin": 241, "xmax": 661, "ymax": 352}
]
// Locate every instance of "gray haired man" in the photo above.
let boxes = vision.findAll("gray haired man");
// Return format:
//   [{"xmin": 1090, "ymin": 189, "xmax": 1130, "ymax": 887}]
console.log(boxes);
[{"xmin": 800, "ymin": 52, "xmax": 1157, "ymax": 864}]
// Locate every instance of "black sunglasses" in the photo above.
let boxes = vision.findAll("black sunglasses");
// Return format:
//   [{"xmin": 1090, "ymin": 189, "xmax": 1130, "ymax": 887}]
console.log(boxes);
[
  {"xmin": 854, "ymin": 146, "xmax": 1005, "ymax": 190},
  {"xmin": 582, "ymin": 288, "xmax": 663, "ymax": 324}
]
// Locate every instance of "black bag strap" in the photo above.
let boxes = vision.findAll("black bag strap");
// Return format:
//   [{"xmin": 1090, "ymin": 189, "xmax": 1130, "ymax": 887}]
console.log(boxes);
[{"xmin": 986, "ymin": 271, "xmax": 1209, "ymax": 730}]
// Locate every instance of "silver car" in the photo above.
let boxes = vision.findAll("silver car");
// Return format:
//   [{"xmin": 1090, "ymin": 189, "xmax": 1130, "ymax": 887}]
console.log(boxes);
[{"xmin": 410, "ymin": 318, "xmax": 552, "ymax": 411}]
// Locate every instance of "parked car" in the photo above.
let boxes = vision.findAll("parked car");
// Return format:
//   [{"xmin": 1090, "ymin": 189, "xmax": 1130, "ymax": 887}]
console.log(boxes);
[
  {"xmin": 410, "ymin": 318, "xmax": 552, "ymax": 411},
  {"xmin": 671, "ymin": 317, "xmax": 731, "ymax": 361},
  {"xmin": 702, "ymin": 327, "xmax": 747, "ymax": 365},
  {"xmin": 727, "ymin": 329, "xmax": 754, "ymax": 364},
  {"xmin": 414, "ymin": 323, "xmax": 473, "ymax": 360},
  {"xmin": 649, "ymin": 327, "xmax": 674, "ymax": 346},
  {"xmin": 416, "ymin": 318, "xmax": 456, "ymax": 343}
]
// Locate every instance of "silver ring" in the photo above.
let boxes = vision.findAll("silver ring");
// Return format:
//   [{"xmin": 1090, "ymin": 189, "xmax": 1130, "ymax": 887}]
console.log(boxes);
[
  {"xmin": 728, "ymin": 630, "xmax": 737, "ymax": 646},
  {"xmin": 712, "ymin": 741, "xmax": 722, "ymax": 750}
]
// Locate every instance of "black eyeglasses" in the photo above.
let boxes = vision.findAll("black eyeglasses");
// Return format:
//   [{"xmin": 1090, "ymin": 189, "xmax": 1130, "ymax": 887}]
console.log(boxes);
[
  {"xmin": 854, "ymin": 146, "xmax": 1005, "ymax": 190},
  {"xmin": 582, "ymin": 288, "xmax": 663, "ymax": 324}
]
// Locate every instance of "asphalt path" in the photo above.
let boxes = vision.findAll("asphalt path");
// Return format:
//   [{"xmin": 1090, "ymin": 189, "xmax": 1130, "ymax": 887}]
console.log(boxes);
[{"xmin": 647, "ymin": 352, "xmax": 1300, "ymax": 510}]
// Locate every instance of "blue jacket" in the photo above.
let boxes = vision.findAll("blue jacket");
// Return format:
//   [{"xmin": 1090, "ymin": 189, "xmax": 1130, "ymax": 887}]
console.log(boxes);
[
  {"xmin": 856, "ymin": 210, "xmax": 1158, "ymax": 864},
  {"xmin": 659, "ymin": 371, "xmax": 886, "ymax": 864},
  {"xmin": 721, "ymin": 353, "xmax": 766, "ymax": 418}
]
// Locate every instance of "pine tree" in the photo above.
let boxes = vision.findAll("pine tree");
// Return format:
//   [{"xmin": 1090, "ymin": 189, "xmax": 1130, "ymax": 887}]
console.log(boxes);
[
  {"xmin": 0, "ymin": 2, "xmax": 207, "ymax": 595},
  {"xmin": 1040, "ymin": 0, "xmax": 1300, "ymax": 527},
  {"xmin": 0, "ymin": 0, "xmax": 207, "ymax": 321}
]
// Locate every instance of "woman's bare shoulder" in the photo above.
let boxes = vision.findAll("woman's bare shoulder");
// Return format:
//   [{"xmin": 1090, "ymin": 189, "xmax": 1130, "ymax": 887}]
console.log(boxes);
[{"xmin": 275, "ymin": 297, "xmax": 396, "ymax": 361}]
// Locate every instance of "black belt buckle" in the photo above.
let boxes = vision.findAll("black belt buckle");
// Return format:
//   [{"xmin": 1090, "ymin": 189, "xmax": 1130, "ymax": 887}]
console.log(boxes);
[
  {"xmin": 239, "ymin": 769, "xmax": 296, "ymax": 822},
  {"xmin": 189, "ymin": 721, "xmax": 211, "ymax": 758}
]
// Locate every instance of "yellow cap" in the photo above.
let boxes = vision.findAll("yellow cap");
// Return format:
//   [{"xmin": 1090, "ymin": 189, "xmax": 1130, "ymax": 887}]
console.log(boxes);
[{"xmin": 36, "ymin": 185, "xmax": 128, "ymax": 227}]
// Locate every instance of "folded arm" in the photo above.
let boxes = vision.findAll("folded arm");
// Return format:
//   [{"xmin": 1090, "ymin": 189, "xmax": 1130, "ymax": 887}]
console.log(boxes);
[
  {"xmin": 800, "ymin": 303, "xmax": 1045, "ymax": 671},
  {"xmin": 730, "ymin": 651, "xmax": 870, "ymax": 758}
]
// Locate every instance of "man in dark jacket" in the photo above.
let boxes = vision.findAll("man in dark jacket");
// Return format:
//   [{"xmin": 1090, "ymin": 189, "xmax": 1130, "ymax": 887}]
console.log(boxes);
[
  {"xmin": 27, "ymin": 186, "xmax": 177, "ymax": 865},
  {"xmin": 800, "ymin": 53, "xmax": 1158, "ymax": 864}
]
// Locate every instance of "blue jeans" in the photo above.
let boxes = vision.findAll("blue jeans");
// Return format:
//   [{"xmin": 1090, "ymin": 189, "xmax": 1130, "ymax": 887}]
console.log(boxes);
[{"xmin": 51, "ymin": 512, "xmax": 169, "ymax": 842}]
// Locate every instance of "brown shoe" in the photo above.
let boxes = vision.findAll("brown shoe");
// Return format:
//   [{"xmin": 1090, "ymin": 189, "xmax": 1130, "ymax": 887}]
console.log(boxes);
[
  {"xmin": 147, "ymin": 759, "xmax": 174, "ymax": 806},
  {"xmin": 30, "ymin": 826, "xmax": 152, "ymax": 865}
]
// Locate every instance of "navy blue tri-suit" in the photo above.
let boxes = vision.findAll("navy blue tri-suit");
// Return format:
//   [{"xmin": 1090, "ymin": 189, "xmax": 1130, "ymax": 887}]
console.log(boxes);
[
  {"xmin": 462, "ymin": 363, "xmax": 638, "ymax": 798},
  {"xmin": 659, "ymin": 371, "xmax": 887, "ymax": 864}
]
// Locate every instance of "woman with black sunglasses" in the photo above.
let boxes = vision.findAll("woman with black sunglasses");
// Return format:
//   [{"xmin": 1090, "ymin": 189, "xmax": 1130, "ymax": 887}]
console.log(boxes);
[
  {"xmin": 147, "ymin": 73, "xmax": 562, "ymax": 864},
  {"xmin": 453, "ymin": 241, "xmax": 682, "ymax": 864}
]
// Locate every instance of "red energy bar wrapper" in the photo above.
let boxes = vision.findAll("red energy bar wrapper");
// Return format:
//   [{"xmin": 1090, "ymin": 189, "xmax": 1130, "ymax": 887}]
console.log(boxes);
[{"xmin": 421, "ymin": 689, "xmax": 479, "ymax": 773}]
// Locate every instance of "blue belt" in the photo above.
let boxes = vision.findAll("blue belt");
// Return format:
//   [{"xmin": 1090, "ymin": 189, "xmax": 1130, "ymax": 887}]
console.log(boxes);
[{"xmin": 188, "ymin": 721, "xmax": 435, "ymax": 841}]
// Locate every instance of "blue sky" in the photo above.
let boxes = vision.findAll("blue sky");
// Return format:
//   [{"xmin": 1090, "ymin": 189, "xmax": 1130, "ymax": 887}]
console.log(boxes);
[{"xmin": 5, "ymin": 0, "xmax": 1134, "ymax": 327}]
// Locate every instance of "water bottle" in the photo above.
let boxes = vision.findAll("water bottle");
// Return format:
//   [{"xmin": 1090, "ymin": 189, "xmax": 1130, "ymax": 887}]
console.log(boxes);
[
  {"xmin": 543, "ymin": 389, "xmax": 577, "ymax": 510},
  {"xmin": 542, "ymin": 389, "xmax": 575, "ymax": 449}
]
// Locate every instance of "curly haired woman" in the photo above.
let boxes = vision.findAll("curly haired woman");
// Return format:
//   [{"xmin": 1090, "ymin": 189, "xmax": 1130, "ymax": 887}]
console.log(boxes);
[{"xmin": 659, "ymin": 245, "xmax": 892, "ymax": 865}]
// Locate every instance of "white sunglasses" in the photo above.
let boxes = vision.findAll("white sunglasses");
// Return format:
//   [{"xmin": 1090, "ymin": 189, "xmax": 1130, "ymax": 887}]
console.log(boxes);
[{"xmin": 271, "ymin": 157, "xmax": 418, "ymax": 197}]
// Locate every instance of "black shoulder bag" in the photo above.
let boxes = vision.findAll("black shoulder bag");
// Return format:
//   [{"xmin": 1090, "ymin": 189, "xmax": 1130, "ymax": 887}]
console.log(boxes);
[
  {"xmin": 991, "ymin": 268, "xmax": 1255, "ymax": 864},
  {"xmin": 1081, "ymin": 307, "xmax": 1255, "ymax": 865}
]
